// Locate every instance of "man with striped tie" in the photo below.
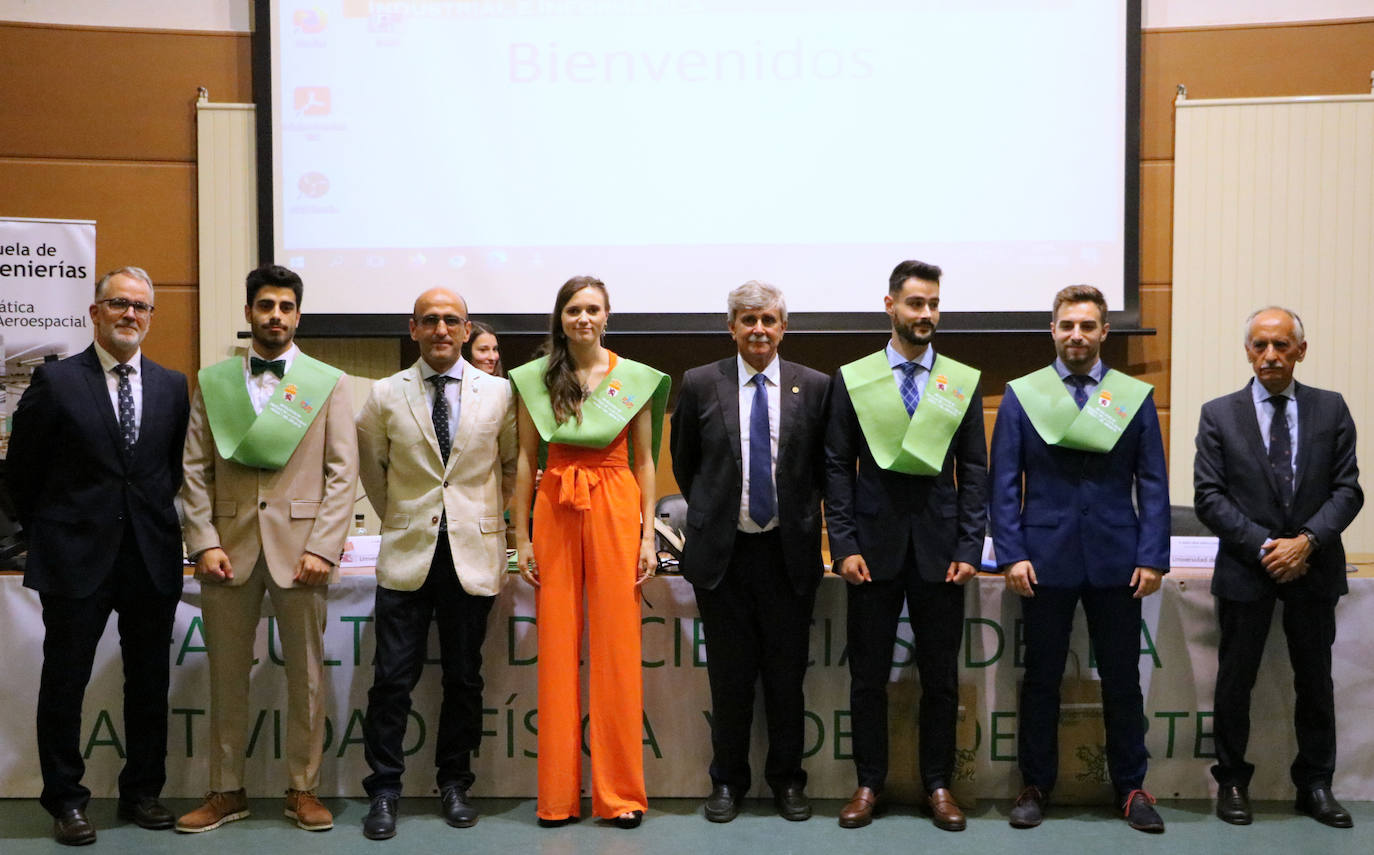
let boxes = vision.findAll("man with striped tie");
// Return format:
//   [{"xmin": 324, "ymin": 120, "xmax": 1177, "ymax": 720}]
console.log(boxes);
[
  {"xmin": 1194, "ymin": 306, "xmax": 1362, "ymax": 828},
  {"xmin": 824, "ymin": 260, "xmax": 987, "ymax": 832}
]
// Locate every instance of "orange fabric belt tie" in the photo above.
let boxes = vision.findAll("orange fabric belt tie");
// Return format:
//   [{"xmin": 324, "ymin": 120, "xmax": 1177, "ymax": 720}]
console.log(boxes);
[{"xmin": 553, "ymin": 464, "xmax": 601, "ymax": 511}]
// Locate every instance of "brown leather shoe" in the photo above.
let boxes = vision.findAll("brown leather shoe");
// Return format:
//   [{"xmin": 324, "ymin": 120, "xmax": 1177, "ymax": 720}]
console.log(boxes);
[
  {"xmin": 838, "ymin": 787, "xmax": 879, "ymax": 828},
  {"xmin": 928, "ymin": 788, "xmax": 966, "ymax": 831},
  {"xmin": 175, "ymin": 790, "xmax": 249, "ymax": 833},
  {"xmin": 284, "ymin": 789, "xmax": 333, "ymax": 831}
]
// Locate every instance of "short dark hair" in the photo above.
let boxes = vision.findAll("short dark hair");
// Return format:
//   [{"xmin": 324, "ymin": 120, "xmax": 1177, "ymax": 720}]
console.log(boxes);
[
  {"xmin": 888, "ymin": 260, "xmax": 942, "ymax": 294},
  {"xmin": 1052, "ymin": 284, "xmax": 1107, "ymax": 322},
  {"xmin": 246, "ymin": 264, "xmax": 303, "ymax": 307}
]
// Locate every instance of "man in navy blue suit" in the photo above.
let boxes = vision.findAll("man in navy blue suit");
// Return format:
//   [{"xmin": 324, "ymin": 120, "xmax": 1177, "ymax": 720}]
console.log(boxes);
[
  {"xmin": 988, "ymin": 284, "xmax": 1169, "ymax": 833},
  {"xmin": 8, "ymin": 267, "xmax": 190, "ymax": 846},
  {"xmin": 1194, "ymin": 307, "xmax": 1361, "ymax": 828}
]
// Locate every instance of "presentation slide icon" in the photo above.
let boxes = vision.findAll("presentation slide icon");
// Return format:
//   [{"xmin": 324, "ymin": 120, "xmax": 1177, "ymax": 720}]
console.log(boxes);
[
  {"xmin": 293, "ymin": 8, "xmax": 327, "ymax": 34},
  {"xmin": 293, "ymin": 86, "xmax": 332, "ymax": 117},
  {"xmin": 298, "ymin": 172, "xmax": 330, "ymax": 199}
]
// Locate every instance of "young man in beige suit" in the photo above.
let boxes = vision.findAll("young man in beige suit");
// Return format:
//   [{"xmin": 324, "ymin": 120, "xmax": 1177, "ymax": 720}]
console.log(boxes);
[
  {"xmin": 354, "ymin": 288, "xmax": 517, "ymax": 839},
  {"xmin": 177, "ymin": 264, "xmax": 359, "ymax": 833}
]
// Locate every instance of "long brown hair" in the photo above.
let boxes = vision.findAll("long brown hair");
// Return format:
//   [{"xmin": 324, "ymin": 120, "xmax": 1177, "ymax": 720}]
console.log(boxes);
[{"xmin": 543, "ymin": 275, "xmax": 609, "ymax": 425}]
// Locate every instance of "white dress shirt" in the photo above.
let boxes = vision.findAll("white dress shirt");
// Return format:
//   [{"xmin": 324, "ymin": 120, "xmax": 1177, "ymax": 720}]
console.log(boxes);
[
  {"xmin": 244, "ymin": 343, "xmax": 300, "ymax": 415},
  {"xmin": 93, "ymin": 341, "xmax": 142, "ymax": 442},
  {"xmin": 418, "ymin": 357, "xmax": 464, "ymax": 441},
  {"xmin": 737, "ymin": 353, "xmax": 781, "ymax": 533}
]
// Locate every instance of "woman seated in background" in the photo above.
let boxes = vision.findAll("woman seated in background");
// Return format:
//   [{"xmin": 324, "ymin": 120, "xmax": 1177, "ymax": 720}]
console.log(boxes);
[
  {"xmin": 462, "ymin": 320, "xmax": 504, "ymax": 376},
  {"xmin": 508, "ymin": 275, "xmax": 669, "ymax": 830}
]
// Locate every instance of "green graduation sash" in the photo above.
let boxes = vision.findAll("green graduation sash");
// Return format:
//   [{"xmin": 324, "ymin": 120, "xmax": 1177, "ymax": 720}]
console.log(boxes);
[
  {"xmin": 509, "ymin": 354, "xmax": 670, "ymax": 461},
  {"xmin": 198, "ymin": 353, "xmax": 343, "ymax": 470},
  {"xmin": 1008, "ymin": 364, "xmax": 1152, "ymax": 454},
  {"xmin": 840, "ymin": 350, "xmax": 980, "ymax": 476}
]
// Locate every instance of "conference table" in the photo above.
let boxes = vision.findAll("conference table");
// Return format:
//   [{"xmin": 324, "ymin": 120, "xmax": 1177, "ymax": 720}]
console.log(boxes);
[{"xmin": 3, "ymin": 565, "xmax": 1372, "ymax": 803}]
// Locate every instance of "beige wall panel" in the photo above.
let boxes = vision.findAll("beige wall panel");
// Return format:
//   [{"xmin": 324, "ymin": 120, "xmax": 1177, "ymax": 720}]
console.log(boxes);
[
  {"xmin": 0, "ymin": 24, "xmax": 251, "ymax": 161},
  {"xmin": 0, "ymin": 158, "xmax": 198, "ymax": 284},
  {"xmin": 1172, "ymin": 95, "xmax": 1374, "ymax": 549},
  {"xmin": 1141, "ymin": 21, "xmax": 1374, "ymax": 161},
  {"xmin": 1140, "ymin": 162, "xmax": 1174, "ymax": 283}
]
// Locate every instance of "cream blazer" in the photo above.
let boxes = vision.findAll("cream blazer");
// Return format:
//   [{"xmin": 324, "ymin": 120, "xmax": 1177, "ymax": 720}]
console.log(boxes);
[
  {"xmin": 355, "ymin": 358, "xmax": 517, "ymax": 596},
  {"xmin": 181, "ymin": 360, "xmax": 360, "ymax": 587}
]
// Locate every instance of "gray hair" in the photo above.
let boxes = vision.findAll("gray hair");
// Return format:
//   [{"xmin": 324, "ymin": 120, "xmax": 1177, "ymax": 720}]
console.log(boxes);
[
  {"xmin": 1244, "ymin": 305, "xmax": 1305, "ymax": 345},
  {"xmin": 726, "ymin": 280, "xmax": 787, "ymax": 324},
  {"xmin": 95, "ymin": 266, "xmax": 154, "ymax": 301}
]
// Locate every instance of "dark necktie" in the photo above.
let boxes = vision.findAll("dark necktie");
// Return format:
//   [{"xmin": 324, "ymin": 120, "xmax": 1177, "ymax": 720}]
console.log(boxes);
[
  {"xmin": 899, "ymin": 361, "xmax": 921, "ymax": 416},
  {"xmin": 1067, "ymin": 374, "xmax": 1092, "ymax": 409},
  {"xmin": 748, "ymin": 373, "xmax": 775, "ymax": 527},
  {"xmin": 250, "ymin": 356, "xmax": 286, "ymax": 378},
  {"xmin": 429, "ymin": 374, "xmax": 452, "ymax": 461},
  {"xmin": 114, "ymin": 363, "xmax": 136, "ymax": 451},
  {"xmin": 430, "ymin": 374, "xmax": 452, "ymax": 531},
  {"xmin": 1269, "ymin": 395, "xmax": 1294, "ymax": 504}
]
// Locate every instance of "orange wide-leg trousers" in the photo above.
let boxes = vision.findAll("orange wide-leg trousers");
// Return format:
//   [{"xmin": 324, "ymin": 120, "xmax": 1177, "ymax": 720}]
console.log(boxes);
[{"xmin": 533, "ymin": 450, "xmax": 647, "ymax": 820}]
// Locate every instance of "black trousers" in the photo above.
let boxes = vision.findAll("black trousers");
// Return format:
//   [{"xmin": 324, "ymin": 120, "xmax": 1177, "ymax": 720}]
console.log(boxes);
[
  {"xmin": 693, "ymin": 530, "xmax": 816, "ymax": 794},
  {"xmin": 36, "ymin": 527, "xmax": 180, "ymax": 816},
  {"xmin": 845, "ymin": 545, "xmax": 965, "ymax": 792},
  {"xmin": 362, "ymin": 536, "xmax": 495, "ymax": 796},
  {"xmin": 1212, "ymin": 594, "xmax": 1338, "ymax": 790},
  {"xmin": 1017, "ymin": 584, "xmax": 1147, "ymax": 797}
]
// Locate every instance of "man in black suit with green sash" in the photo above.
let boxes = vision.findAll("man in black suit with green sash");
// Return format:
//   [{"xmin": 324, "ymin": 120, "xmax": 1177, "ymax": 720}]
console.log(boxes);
[{"xmin": 825, "ymin": 260, "xmax": 986, "ymax": 832}]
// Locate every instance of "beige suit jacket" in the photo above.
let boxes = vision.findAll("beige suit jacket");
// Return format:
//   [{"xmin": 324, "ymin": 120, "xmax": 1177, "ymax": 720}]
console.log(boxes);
[
  {"xmin": 180, "ymin": 355, "xmax": 360, "ymax": 587},
  {"xmin": 356, "ymin": 358, "xmax": 517, "ymax": 596}
]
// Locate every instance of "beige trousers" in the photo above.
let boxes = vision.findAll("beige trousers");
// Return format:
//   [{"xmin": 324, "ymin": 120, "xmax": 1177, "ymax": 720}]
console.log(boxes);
[{"xmin": 200, "ymin": 554, "xmax": 328, "ymax": 792}]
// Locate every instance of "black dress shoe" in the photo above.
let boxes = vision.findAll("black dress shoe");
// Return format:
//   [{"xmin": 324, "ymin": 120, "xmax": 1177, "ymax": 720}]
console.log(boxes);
[
  {"xmin": 363, "ymin": 794, "xmax": 398, "ymax": 840},
  {"xmin": 537, "ymin": 815, "xmax": 580, "ymax": 828},
  {"xmin": 612, "ymin": 810, "xmax": 643, "ymax": 829},
  {"xmin": 1296, "ymin": 786, "xmax": 1353, "ymax": 828},
  {"xmin": 704, "ymin": 784, "xmax": 740, "ymax": 823},
  {"xmin": 1216, "ymin": 784, "xmax": 1252, "ymax": 825},
  {"xmin": 773, "ymin": 785, "xmax": 812, "ymax": 822},
  {"xmin": 1009, "ymin": 786, "xmax": 1047, "ymax": 829},
  {"xmin": 117, "ymin": 796, "xmax": 175, "ymax": 830},
  {"xmin": 1122, "ymin": 790, "xmax": 1165, "ymax": 834},
  {"xmin": 53, "ymin": 807, "xmax": 96, "ymax": 846},
  {"xmin": 440, "ymin": 785, "xmax": 478, "ymax": 828}
]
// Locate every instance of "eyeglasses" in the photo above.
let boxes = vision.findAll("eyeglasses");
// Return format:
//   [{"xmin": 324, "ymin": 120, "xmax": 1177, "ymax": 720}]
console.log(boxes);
[
  {"xmin": 99, "ymin": 298, "xmax": 155, "ymax": 316},
  {"xmin": 416, "ymin": 314, "xmax": 467, "ymax": 329}
]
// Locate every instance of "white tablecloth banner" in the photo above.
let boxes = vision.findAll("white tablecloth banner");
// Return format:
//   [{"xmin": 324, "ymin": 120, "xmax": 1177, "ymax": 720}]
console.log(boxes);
[{"xmin": 2, "ymin": 572, "xmax": 1370, "ymax": 800}]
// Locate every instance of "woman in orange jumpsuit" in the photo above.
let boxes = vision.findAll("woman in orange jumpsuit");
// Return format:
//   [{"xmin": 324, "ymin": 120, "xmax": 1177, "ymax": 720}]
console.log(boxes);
[{"xmin": 510, "ymin": 276, "xmax": 663, "ymax": 828}]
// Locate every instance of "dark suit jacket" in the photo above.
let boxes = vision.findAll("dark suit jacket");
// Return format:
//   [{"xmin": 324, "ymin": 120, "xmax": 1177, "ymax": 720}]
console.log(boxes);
[
  {"xmin": 670, "ymin": 356, "xmax": 830, "ymax": 596},
  {"xmin": 824, "ymin": 354, "xmax": 987, "ymax": 582},
  {"xmin": 8, "ymin": 345, "xmax": 190, "ymax": 598},
  {"xmin": 1193, "ymin": 380, "xmax": 1363, "ymax": 602},
  {"xmin": 988, "ymin": 370, "xmax": 1170, "ymax": 587}
]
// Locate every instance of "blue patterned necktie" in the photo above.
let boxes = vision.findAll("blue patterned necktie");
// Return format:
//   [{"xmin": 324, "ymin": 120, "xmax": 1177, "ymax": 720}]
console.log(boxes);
[
  {"xmin": 114, "ymin": 363, "xmax": 136, "ymax": 451},
  {"xmin": 899, "ymin": 361, "xmax": 921, "ymax": 416},
  {"xmin": 747, "ymin": 373, "xmax": 775, "ymax": 527},
  {"xmin": 429, "ymin": 374, "xmax": 452, "ymax": 461},
  {"xmin": 1269, "ymin": 395, "xmax": 1294, "ymax": 504},
  {"xmin": 1067, "ymin": 374, "xmax": 1092, "ymax": 409}
]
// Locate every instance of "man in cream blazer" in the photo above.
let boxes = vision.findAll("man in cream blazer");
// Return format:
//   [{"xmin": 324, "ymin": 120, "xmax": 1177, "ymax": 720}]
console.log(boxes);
[
  {"xmin": 178, "ymin": 265, "xmax": 359, "ymax": 834},
  {"xmin": 355, "ymin": 288, "xmax": 517, "ymax": 840}
]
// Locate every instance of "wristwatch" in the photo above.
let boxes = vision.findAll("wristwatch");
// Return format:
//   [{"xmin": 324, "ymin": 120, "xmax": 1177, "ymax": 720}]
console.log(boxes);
[{"xmin": 1300, "ymin": 528, "xmax": 1320, "ymax": 550}]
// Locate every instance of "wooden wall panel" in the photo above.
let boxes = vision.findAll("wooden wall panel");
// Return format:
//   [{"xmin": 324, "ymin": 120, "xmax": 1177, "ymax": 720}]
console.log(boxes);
[
  {"xmin": 0, "ymin": 24, "xmax": 252, "ymax": 162},
  {"xmin": 0, "ymin": 158, "xmax": 198, "ymax": 283},
  {"xmin": 1141, "ymin": 20, "xmax": 1374, "ymax": 161},
  {"xmin": 141, "ymin": 285, "xmax": 198, "ymax": 378},
  {"xmin": 1140, "ymin": 161, "xmax": 1173, "ymax": 283}
]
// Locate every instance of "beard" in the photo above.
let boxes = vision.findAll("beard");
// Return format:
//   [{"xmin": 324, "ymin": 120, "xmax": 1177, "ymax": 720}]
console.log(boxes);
[{"xmin": 895, "ymin": 320, "xmax": 936, "ymax": 346}]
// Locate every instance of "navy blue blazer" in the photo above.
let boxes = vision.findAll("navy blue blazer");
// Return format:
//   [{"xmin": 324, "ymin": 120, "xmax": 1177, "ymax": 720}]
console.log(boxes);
[
  {"xmin": 988, "ymin": 369, "xmax": 1170, "ymax": 587},
  {"xmin": 1193, "ymin": 380, "xmax": 1363, "ymax": 602},
  {"xmin": 8, "ymin": 345, "xmax": 190, "ymax": 598},
  {"xmin": 823, "ymin": 359, "xmax": 987, "ymax": 582},
  {"xmin": 670, "ymin": 357, "xmax": 831, "ymax": 596}
]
